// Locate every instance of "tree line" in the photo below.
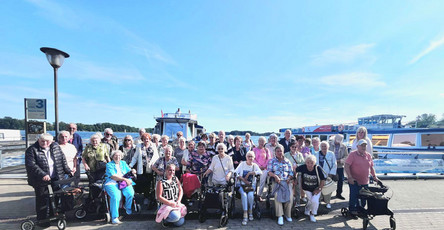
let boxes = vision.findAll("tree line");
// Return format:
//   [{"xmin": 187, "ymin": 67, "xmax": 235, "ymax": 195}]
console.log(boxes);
[{"xmin": 0, "ymin": 116, "xmax": 152, "ymax": 133}]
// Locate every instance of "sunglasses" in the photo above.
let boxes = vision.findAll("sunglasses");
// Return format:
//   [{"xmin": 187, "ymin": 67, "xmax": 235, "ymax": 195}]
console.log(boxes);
[
  {"xmin": 106, "ymin": 133, "xmax": 113, "ymax": 136},
  {"xmin": 124, "ymin": 139, "xmax": 132, "ymax": 141}
]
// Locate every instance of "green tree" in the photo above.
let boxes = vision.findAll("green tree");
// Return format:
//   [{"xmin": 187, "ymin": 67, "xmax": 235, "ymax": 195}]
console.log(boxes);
[{"xmin": 412, "ymin": 113, "xmax": 437, "ymax": 128}]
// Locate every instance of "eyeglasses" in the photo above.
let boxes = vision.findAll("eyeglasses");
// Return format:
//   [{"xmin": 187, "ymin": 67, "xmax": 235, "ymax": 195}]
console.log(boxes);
[{"xmin": 124, "ymin": 139, "xmax": 132, "ymax": 141}]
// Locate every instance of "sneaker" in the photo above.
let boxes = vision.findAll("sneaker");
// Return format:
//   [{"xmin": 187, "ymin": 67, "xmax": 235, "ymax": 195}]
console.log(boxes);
[
  {"xmin": 249, "ymin": 214, "xmax": 254, "ymax": 221},
  {"xmin": 336, "ymin": 194, "xmax": 346, "ymax": 200},
  {"xmin": 326, "ymin": 204, "xmax": 331, "ymax": 209},
  {"xmin": 301, "ymin": 197, "xmax": 308, "ymax": 203},
  {"xmin": 126, "ymin": 209, "xmax": 132, "ymax": 215},
  {"xmin": 310, "ymin": 214, "xmax": 316, "ymax": 222},
  {"xmin": 242, "ymin": 218, "xmax": 248, "ymax": 226},
  {"xmin": 304, "ymin": 209, "xmax": 310, "ymax": 216},
  {"xmin": 112, "ymin": 218, "xmax": 122, "ymax": 224},
  {"xmin": 285, "ymin": 216, "xmax": 292, "ymax": 222},
  {"xmin": 277, "ymin": 216, "xmax": 284, "ymax": 225}
]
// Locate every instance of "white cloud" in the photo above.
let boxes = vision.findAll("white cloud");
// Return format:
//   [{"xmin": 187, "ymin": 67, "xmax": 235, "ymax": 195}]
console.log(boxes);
[
  {"xmin": 311, "ymin": 43, "xmax": 375, "ymax": 65},
  {"xmin": 410, "ymin": 35, "xmax": 444, "ymax": 64},
  {"xmin": 320, "ymin": 72, "xmax": 386, "ymax": 88}
]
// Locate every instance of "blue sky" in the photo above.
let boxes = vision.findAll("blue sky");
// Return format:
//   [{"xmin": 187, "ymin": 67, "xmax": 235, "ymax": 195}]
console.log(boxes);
[{"xmin": 0, "ymin": 0, "xmax": 443, "ymax": 133}]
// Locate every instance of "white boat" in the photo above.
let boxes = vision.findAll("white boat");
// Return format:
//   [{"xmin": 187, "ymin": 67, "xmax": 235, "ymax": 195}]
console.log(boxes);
[
  {"xmin": 153, "ymin": 111, "xmax": 205, "ymax": 141},
  {"xmin": 279, "ymin": 114, "xmax": 444, "ymax": 159}
]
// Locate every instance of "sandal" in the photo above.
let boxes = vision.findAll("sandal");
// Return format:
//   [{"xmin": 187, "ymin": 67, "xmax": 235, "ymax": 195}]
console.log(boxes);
[
  {"xmin": 249, "ymin": 214, "xmax": 254, "ymax": 221},
  {"xmin": 242, "ymin": 218, "xmax": 248, "ymax": 226}
]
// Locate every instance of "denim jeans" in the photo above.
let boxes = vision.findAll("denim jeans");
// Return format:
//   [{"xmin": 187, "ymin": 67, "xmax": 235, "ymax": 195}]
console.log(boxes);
[
  {"xmin": 348, "ymin": 182, "xmax": 368, "ymax": 212},
  {"xmin": 239, "ymin": 186, "xmax": 254, "ymax": 211},
  {"xmin": 165, "ymin": 210, "xmax": 185, "ymax": 226}
]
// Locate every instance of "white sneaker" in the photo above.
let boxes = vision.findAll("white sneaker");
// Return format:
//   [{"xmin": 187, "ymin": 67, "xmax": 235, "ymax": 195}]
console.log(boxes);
[
  {"xmin": 285, "ymin": 216, "xmax": 292, "ymax": 222},
  {"xmin": 310, "ymin": 214, "xmax": 316, "ymax": 222},
  {"xmin": 326, "ymin": 203, "xmax": 331, "ymax": 209},
  {"xmin": 304, "ymin": 209, "xmax": 310, "ymax": 216},
  {"xmin": 112, "ymin": 218, "xmax": 122, "ymax": 224},
  {"xmin": 277, "ymin": 216, "xmax": 284, "ymax": 225}
]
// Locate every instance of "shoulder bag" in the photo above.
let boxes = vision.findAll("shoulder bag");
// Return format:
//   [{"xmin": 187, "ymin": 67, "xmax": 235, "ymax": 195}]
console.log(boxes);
[
  {"xmin": 324, "ymin": 155, "xmax": 339, "ymax": 181},
  {"xmin": 315, "ymin": 165, "xmax": 336, "ymax": 195}
]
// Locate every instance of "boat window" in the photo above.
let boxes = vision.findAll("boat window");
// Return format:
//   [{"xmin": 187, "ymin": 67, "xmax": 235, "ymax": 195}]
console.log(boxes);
[
  {"xmin": 320, "ymin": 135, "xmax": 327, "ymax": 141},
  {"xmin": 163, "ymin": 123, "xmax": 187, "ymax": 140},
  {"xmin": 392, "ymin": 134, "xmax": 416, "ymax": 147},
  {"xmin": 371, "ymin": 135, "xmax": 389, "ymax": 146},
  {"xmin": 421, "ymin": 134, "xmax": 444, "ymax": 147},
  {"xmin": 349, "ymin": 135, "xmax": 356, "ymax": 145}
]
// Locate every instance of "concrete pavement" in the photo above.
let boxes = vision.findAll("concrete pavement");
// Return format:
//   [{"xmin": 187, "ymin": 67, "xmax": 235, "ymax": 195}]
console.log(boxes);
[{"xmin": 1, "ymin": 173, "xmax": 444, "ymax": 229}]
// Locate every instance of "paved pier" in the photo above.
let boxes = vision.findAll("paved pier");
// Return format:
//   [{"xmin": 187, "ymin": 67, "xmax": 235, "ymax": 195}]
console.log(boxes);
[{"xmin": 1, "ymin": 167, "xmax": 443, "ymax": 229}]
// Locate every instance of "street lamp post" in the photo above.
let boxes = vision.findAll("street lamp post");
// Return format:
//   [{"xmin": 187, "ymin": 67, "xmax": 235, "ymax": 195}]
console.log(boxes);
[{"xmin": 40, "ymin": 47, "xmax": 70, "ymax": 139}]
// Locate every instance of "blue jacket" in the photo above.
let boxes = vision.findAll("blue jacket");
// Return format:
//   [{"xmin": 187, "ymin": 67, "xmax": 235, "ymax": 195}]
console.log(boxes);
[{"xmin": 104, "ymin": 160, "xmax": 135, "ymax": 185}]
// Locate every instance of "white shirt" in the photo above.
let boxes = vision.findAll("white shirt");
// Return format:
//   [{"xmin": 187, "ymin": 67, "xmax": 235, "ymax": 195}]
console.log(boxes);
[
  {"xmin": 208, "ymin": 154, "xmax": 234, "ymax": 185},
  {"xmin": 60, "ymin": 143, "xmax": 77, "ymax": 171},
  {"xmin": 43, "ymin": 148, "xmax": 54, "ymax": 178}
]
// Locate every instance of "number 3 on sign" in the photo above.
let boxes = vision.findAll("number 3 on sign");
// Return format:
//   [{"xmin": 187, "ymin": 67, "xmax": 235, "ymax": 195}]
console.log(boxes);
[{"xmin": 36, "ymin": 99, "xmax": 44, "ymax": 108}]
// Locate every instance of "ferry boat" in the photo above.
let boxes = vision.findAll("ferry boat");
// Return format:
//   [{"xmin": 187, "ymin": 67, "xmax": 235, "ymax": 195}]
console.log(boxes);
[
  {"xmin": 279, "ymin": 114, "xmax": 444, "ymax": 159},
  {"xmin": 153, "ymin": 110, "xmax": 205, "ymax": 141}
]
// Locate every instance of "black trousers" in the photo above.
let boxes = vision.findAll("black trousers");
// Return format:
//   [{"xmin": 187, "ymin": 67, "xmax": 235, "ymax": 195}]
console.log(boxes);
[
  {"xmin": 336, "ymin": 168, "xmax": 345, "ymax": 196},
  {"xmin": 34, "ymin": 183, "xmax": 58, "ymax": 221}
]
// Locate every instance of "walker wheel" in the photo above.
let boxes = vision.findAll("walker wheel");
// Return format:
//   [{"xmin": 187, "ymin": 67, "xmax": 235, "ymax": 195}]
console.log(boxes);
[
  {"xmin": 198, "ymin": 210, "xmax": 206, "ymax": 223},
  {"xmin": 363, "ymin": 218, "xmax": 369, "ymax": 230},
  {"xmin": 219, "ymin": 215, "xmax": 228, "ymax": 227},
  {"xmin": 341, "ymin": 207, "xmax": 348, "ymax": 217},
  {"xmin": 104, "ymin": 213, "xmax": 111, "ymax": 223},
  {"xmin": 74, "ymin": 208, "xmax": 87, "ymax": 219},
  {"xmin": 20, "ymin": 220, "xmax": 35, "ymax": 230},
  {"xmin": 134, "ymin": 204, "xmax": 141, "ymax": 214},
  {"xmin": 390, "ymin": 217, "xmax": 396, "ymax": 230},
  {"xmin": 57, "ymin": 219, "xmax": 66, "ymax": 230}
]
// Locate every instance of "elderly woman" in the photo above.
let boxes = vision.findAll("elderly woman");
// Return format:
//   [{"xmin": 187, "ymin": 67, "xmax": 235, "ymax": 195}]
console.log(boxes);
[
  {"xmin": 253, "ymin": 136, "xmax": 272, "ymax": 200},
  {"xmin": 268, "ymin": 144, "xmax": 294, "ymax": 226},
  {"xmin": 235, "ymin": 151, "xmax": 262, "ymax": 226},
  {"xmin": 187, "ymin": 141, "xmax": 212, "ymax": 175},
  {"xmin": 265, "ymin": 134, "xmax": 278, "ymax": 158},
  {"xmin": 204, "ymin": 143, "xmax": 234, "ymax": 185},
  {"xmin": 82, "ymin": 133, "xmax": 111, "ymax": 182},
  {"xmin": 284, "ymin": 141, "xmax": 304, "ymax": 207},
  {"xmin": 329, "ymin": 134, "xmax": 348, "ymax": 200},
  {"xmin": 104, "ymin": 150, "xmax": 136, "ymax": 224},
  {"xmin": 232, "ymin": 136, "xmax": 247, "ymax": 169},
  {"xmin": 174, "ymin": 137, "xmax": 187, "ymax": 175},
  {"xmin": 351, "ymin": 126, "xmax": 373, "ymax": 154},
  {"xmin": 153, "ymin": 145, "xmax": 180, "ymax": 181},
  {"xmin": 226, "ymin": 135, "xmax": 235, "ymax": 156},
  {"xmin": 129, "ymin": 133, "xmax": 159, "ymax": 207},
  {"xmin": 181, "ymin": 140, "xmax": 195, "ymax": 171},
  {"xmin": 158, "ymin": 135, "xmax": 170, "ymax": 157},
  {"xmin": 152, "ymin": 134, "xmax": 161, "ymax": 149},
  {"xmin": 58, "ymin": 131, "xmax": 77, "ymax": 173},
  {"xmin": 155, "ymin": 164, "xmax": 186, "ymax": 227},
  {"xmin": 206, "ymin": 133, "xmax": 217, "ymax": 156},
  {"xmin": 310, "ymin": 137, "xmax": 321, "ymax": 155},
  {"xmin": 242, "ymin": 133, "xmax": 255, "ymax": 151},
  {"xmin": 119, "ymin": 135, "xmax": 136, "ymax": 165},
  {"xmin": 314, "ymin": 141, "xmax": 337, "ymax": 209},
  {"xmin": 296, "ymin": 155, "xmax": 326, "ymax": 223}
]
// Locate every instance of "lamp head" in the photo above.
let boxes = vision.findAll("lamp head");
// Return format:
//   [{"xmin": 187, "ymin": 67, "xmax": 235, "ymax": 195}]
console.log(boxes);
[{"xmin": 40, "ymin": 47, "xmax": 70, "ymax": 68}]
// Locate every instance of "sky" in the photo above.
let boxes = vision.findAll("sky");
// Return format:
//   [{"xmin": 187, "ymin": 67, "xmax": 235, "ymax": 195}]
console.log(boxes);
[{"xmin": 0, "ymin": 1, "xmax": 443, "ymax": 133}]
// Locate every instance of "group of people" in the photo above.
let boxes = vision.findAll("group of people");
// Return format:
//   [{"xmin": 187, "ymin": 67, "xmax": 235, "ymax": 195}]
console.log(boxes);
[{"xmin": 25, "ymin": 125, "xmax": 378, "ymax": 227}]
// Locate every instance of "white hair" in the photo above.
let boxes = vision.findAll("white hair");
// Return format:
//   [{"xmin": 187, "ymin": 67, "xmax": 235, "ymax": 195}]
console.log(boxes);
[
  {"xmin": 104, "ymin": 128, "xmax": 113, "ymax": 134},
  {"xmin": 39, "ymin": 133, "xmax": 53, "ymax": 141},
  {"xmin": 306, "ymin": 155, "xmax": 317, "ymax": 164},
  {"xmin": 58, "ymin": 130, "xmax": 70, "ymax": 140}
]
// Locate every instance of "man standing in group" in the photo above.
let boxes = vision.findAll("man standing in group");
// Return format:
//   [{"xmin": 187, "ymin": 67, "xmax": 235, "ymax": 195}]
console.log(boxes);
[
  {"xmin": 25, "ymin": 133, "xmax": 72, "ymax": 227},
  {"xmin": 67, "ymin": 123, "xmax": 82, "ymax": 186},
  {"xmin": 344, "ymin": 139, "xmax": 379, "ymax": 216},
  {"xmin": 279, "ymin": 129, "xmax": 293, "ymax": 153},
  {"xmin": 102, "ymin": 128, "xmax": 118, "ymax": 150}
]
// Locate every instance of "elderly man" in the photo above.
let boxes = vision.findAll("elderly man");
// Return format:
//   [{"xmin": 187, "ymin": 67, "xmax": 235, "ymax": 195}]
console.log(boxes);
[
  {"xmin": 345, "ymin": 139, "xmax": 379, "ymax": 216},
  {"xmin": 135, "ymin": 128, "xmax": 146, "ymax": 145},
  {"xmin": 329, "ymin": 134, "xmax": 349, "ymax": 200},
  {"xmin": 102, "ymin": 128, "xmax": 118, "ymax": 151},
  {"xmin": 171, "ymin": 131, "xmax": 183, "ymax": 149},
  {"xmin": 67, "ymin": 123, "xmax": 83, "ymax": 186},
  {"xmin": 265, "ymin": 133, "xmax": 278, "ymax": 158},
  {"xmin": 58, "ymin": 131, "xmax": 77, "ymax": 173},
  {"xmin": 279, "ymin": 129, "xmax": 292, "ymax": 153},
  {"xmin": 25, "ymin": 133, "xmax": 72, "ymax": 227}
]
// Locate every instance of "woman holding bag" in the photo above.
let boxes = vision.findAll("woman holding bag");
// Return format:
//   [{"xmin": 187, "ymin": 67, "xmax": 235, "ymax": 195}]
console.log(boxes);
[
  {"xmin": 156, "ymin": 163, "xmax": 187, "ymax": 227},
  {"xmin": 313, "ymin": 141, "xmax": 337, "ymax": 209},
  {"xmin": 235, "ymin": 151, "xmax": 262, "ymax": 226}
]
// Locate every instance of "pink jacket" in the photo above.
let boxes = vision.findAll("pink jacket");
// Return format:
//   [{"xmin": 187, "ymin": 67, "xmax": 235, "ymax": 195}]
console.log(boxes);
[{"xmin": 155, "ymin": 203, "xmax": 187, "ymax": 223}]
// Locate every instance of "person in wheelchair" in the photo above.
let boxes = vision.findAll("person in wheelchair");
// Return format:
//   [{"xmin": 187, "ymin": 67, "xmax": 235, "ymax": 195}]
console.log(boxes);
[
  {"xmin": 203, "ymin": 143, "xmax": 234, "ymax": 186},
  {"xmin": 235, "ymin": 151, "xmax": 262, "ymax": 226},
  {"xmin": 267, "ymin": 144, "xmax": 294, "ymax": 226},
  {"xmin": 156, "ymin": 164, "xmax": 187, "ymax": 227},
  {"xmin": 104, "ymin": 150, "xmax": 136, "ymax": 224}
]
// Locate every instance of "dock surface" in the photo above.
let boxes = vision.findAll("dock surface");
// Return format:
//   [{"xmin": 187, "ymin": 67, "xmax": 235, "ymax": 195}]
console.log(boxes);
[{"xmin": 1, "ymin": 166, "xmax": 443, "ymax": 229}]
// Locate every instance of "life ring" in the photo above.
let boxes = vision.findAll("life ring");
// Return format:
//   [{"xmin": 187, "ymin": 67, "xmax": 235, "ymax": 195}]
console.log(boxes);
[{"xmin": 338, "ymin": 124, "xmax": 344, "ymax": 132}]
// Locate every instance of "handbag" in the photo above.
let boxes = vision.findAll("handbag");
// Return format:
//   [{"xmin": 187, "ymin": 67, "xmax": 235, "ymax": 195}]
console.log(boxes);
[
  {"xmin": 240, "ymin": 164, "xmax": 255, "ymax": 192},
  {"xmin": 315, "ymin": 166, "xmax": 337, "ymax": 195},
  {"xmin": 118, "ymin": 171, "xmax": 135, "ymax": 190}
]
